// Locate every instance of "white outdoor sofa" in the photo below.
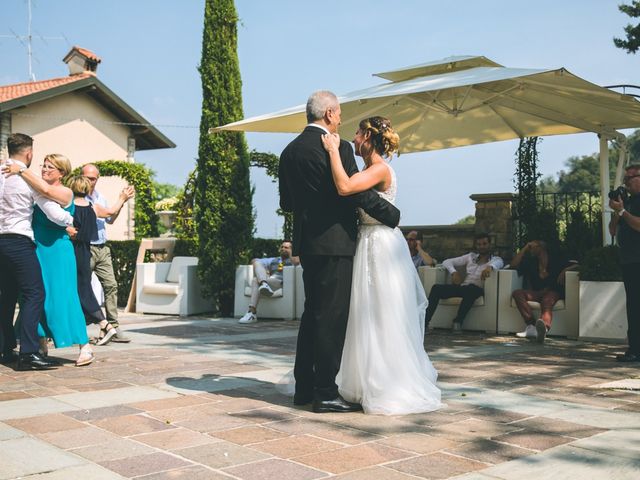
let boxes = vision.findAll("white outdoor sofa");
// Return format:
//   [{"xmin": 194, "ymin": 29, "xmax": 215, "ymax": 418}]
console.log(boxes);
[{"xmin": 234, "ymin": 264, "xmax": 296, "ymax": 320}]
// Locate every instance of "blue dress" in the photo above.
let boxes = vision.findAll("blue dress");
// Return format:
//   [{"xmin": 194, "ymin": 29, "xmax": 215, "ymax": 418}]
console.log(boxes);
[{"xmin": 33, "ymin": 203, "xmax": 89, "ymax": 348}]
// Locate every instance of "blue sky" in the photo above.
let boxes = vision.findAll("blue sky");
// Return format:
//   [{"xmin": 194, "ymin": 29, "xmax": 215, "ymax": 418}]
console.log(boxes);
[{"xmin": 2, "ymin": 0, "xmax": 638, "ymax": 237}]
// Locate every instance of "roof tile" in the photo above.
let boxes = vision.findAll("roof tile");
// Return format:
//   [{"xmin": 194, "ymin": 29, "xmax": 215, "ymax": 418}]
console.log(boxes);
[{"xmin": 0, "ymin": 73, "xmax": 92, "ymax": 103}]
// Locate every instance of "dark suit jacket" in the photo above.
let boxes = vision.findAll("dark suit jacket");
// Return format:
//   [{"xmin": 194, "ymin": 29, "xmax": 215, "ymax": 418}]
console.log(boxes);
[{"xmin": 279, "ymin": 125, "xmax": 401, "ymax": 256}]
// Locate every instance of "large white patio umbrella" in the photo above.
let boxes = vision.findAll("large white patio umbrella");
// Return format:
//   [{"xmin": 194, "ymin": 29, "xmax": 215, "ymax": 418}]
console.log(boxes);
[{"xmin": 213, "ymin": 56, "xmax": 640, "ymax": 242}]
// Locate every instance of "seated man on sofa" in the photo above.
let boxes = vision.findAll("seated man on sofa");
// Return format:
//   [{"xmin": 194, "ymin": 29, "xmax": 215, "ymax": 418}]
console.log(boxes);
[
  {"xmin": 510, "ymin": 240, "xmax": 578, "ymax": 343},
  {"xmin": 239, "ymin": 241, "xmax": 299, "ymax": 324},
  {"xmin": 425, "ymin": 233, "xmax": 504, "ymax": 331}
]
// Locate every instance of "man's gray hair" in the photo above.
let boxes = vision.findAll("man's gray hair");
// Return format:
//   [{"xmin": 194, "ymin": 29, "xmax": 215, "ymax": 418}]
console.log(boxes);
[{"xmin": 306, "ymin": 90, "xmax": 339, "ymax": 123}]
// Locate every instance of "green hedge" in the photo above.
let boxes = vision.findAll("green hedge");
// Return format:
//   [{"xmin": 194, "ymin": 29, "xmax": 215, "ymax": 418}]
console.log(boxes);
[
  {"xmin": 107, "ymin": 240, "xmax": 140, "ymax": 307},
  {"xmin": 580, "ymin": 245, "xmax": 622, "ymax": 281}
]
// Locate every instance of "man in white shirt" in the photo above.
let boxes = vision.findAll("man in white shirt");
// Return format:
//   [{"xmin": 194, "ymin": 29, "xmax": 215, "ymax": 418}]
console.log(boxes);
[
  {"xmin": 82, "ymin": 164, "xmax": 134, "ymax": 343},
  {"xmin": 425, "ymin": 233, "xmax": 504, "ymax": 331},
  {"xmin": 0, "ymin": 133, "xmax": 74, "ymax": 370}
]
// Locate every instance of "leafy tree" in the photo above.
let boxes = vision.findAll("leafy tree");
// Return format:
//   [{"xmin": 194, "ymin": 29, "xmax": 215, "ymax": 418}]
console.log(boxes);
[
  {"xmin": 514, "ymin": 137, "xmax": 541, "ymax": 247},
  {"xmin": 195, "ymin": 0, "xmax": 254, "ymax": 315},
  {"xmin": 153, "ymin": 181, "xmax": 180, "ymax": 202},
  {"xmin": 249, "ymin": 150, "xmax": 293, "ymax": 239},
  {"xmin": 455, "ymin": 214, "xmax": 475, "ymax": 225},
  {"xmin": 614, "ymin": 1, "xmax": 640, "ymax": 53}
]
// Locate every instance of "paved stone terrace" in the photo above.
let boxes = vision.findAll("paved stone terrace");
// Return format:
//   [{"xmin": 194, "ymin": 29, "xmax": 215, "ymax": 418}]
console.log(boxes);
[{"xmin": 1, "ymin": 314, "xmax": 639, "ymax": 479}]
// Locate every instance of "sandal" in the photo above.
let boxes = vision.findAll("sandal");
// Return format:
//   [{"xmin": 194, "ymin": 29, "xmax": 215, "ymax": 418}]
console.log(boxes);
[
  {"xmin": 76, "ymin": 347, "xmax": 95, "ymax": 367},
  {"xmin": 96, "ymin": 324, "xmax": 117, "ymax": 346}
]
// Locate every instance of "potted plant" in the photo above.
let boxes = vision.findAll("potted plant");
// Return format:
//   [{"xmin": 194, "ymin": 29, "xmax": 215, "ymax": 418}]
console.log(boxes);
[{"xmin": 578, "ymin": 245, "xmax": 627, "ymax": 341}]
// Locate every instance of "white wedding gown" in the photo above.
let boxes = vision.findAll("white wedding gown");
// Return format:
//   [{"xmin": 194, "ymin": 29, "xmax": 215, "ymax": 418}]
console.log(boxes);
[{"xmin": 336, "ymin": 165, "xmax": 444, "ymax": 415}]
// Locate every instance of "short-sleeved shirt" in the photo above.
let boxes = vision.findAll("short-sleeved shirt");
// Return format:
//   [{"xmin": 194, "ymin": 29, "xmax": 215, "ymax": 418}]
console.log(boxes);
[
  {"xmin": 258, "ymin": 256, "xmax": 293, "ymax": 281},
  {"xmin": 619, "ymin": 193, "xmax": 640, "ymax": 264},
  {"xmin": 517, "ymin": 252, "xmax": 573, "ymax": 296}
]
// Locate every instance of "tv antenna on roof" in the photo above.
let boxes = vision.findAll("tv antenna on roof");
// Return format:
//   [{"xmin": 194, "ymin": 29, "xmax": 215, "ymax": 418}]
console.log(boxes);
[{"xmin": 0, "ymin": 0, "xmax": 67, "ymax": 82}]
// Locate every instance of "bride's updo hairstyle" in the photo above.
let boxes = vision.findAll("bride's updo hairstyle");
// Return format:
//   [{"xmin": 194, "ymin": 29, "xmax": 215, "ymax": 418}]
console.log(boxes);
[{"xmin": 359, "ymin": 116, "xmax": 400, "ymax": 158}]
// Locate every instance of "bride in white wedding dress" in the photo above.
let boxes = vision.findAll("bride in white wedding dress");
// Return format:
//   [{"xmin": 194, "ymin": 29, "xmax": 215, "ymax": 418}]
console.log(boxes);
[{"xmin": 321, "ymin": 116, "xmax": 444, "ymax": 415}]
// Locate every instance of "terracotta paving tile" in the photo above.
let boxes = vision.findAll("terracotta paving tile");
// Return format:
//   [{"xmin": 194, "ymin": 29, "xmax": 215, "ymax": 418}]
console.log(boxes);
[
  {"xmin": 148, "ymin": 403, "xmax": 225, "ymax": 423},
  {"xmin": 427, "ymin": 418, "xmax": 520, "ymax": 442},
  {"xmin": 330, "ymin": 414, "xmax": 417, "ymax": 436},
  {"xmin": 388, "ymin": 451, "xmax": 487, "ymax": 479},
  {"xmin": 230, "ymin": 407, "xmax": 298, "ymax": 424},
  {"xmin": 5, "ymin": 413, "xmax": 85, "ymax": 434},
  {"xmin": 175, "ymin": 411, "xmax": 252, "ymax": 433},
  {"xmin": 25, "ymin": 386, "xmax": 78, "ymax": 396},
  {"xmin": 333, "ymin": 466, "xmax": 420, "ymax": 479},
  {"xmin": 296, "ymin": 443, "xmax": 414, "ymax": 474},
  {"xmin": 251, "ymin": 434, "xmax": 342, "ymax": 458},
  {"xmin": 128, "ymin": 394, "xmax": 215, "ymax": 411},
  {"xmin": 71, "ymin": 437, "xmax": 156, "ymax": 462},
  {"xmin": 91, "ymin": 414, "xmax": 175, "ymax": 436},
  {"xmin": 493, "ymin": 429, "xmax": 575, "ymax": 451},
  {"xmin": 38, "ymin": 425, "xmax": 121, "ymax": 449},
  {"xmin": 402, "ymin": 409, "xmax": 474, "ymax": 427},
  {"xmin": 64, "ymin": 405, "xmax": 143, "ymax": 422},
  {"xmin": 0, "ymin": 391, "xmax": 32, "ymax": 401},
  {"xmin": 445, "ymin": 438, "xmax": 534, "ymax": 464},
  {"xmin": 466, "ymin": 407, "xmax": 531, "ymax": 424},
  {"xmin": 68, "ymin": 381, "xmax": 132, "ymax": 392},
  {"xmin": 376, "ymin": 433, "xmax": 461, "ymax": 454},
  {"xmin": 133, "ymin": 428, "xmax": 220, "ymax": 450},
  {"xmin": 511, "ymin": 416, "xmax": 606, "ymax": 438},
  {"xmin": 136, "ymin": 465, "xmax": 231, "ymax": 480},
  {"xmin": 223, "ymin": 458, "xmax": 327, "ymax": 480},
  {"xmin": 268, "ymin": 418, "xmax": 382, "ymax": 445},
  {"xmin": 99, "ymin": 451, "xmax": 192, "ymax": 477},
  {"xmin": 174, "ymin": 441, "xmax": 270, "ymax": 468},
  {"xmin": 210, "ymin": 425, "xmax": 290, "ymax": 445},
  {"xmin": 213, "ymin": 396, "xmax": 277, "ymax": 413}
]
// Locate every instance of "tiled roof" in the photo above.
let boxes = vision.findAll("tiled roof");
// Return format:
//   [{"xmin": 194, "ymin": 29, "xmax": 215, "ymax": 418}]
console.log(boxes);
[
  {"xmin": 71, "ymin": 46, "xmax": 101, "ymax": 63},
  {"xmin": 0, "ymin": 73, "xmax": 92, "ymax": 103}
]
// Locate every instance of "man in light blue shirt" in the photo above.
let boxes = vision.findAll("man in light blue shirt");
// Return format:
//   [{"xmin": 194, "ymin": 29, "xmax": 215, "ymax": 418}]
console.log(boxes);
[{"xmin": 82, "ymin": 164, "xmax": 134, "ymax": 343}]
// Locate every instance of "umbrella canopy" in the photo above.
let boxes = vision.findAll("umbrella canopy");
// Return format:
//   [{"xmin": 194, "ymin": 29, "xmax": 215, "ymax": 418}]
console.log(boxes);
[{"xmin": 212, "ymin": 55, "xmax": 638, "ymax": 153}]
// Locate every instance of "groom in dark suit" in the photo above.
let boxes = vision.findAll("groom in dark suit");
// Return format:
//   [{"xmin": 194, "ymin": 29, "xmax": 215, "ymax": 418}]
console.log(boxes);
[{"xmin": 279, "ymin": 91, "xmax": 400, "ymax": 413}]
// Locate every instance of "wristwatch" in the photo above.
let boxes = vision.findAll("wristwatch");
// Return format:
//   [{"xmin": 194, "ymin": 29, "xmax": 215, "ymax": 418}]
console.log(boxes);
[
  {"xmin": 618, "ymin": 208, "xmax": 626, "ymax": 217},
  {"xmin": 18, "ymin": 166, "xmax": 27, "ymax": 175}
]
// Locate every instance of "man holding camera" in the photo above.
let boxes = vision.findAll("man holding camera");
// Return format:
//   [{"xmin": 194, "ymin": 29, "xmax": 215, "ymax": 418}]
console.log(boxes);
[{"xmin": 609, "ymin": 164, "xmax": 640, "ymax": 363}]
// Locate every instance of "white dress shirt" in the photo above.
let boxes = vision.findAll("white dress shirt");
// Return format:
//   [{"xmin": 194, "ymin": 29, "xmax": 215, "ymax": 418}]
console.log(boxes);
[
  {"xmin": 0, "ymin": 159, "xmax": 74, "ymax": 241},
  {"xmin": 442, "ymin": 252, "xmax": 504, "ymax": 288}
]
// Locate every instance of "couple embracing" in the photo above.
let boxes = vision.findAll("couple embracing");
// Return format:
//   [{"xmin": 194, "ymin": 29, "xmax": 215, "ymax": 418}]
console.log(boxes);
[{"xmin": 279, "ymin": 91, "xmax": 443, "ymax": 415}]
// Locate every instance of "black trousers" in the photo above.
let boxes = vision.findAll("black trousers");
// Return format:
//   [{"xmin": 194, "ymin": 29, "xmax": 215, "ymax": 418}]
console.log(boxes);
[
  {"xmin": 294, "ymin": 255, "xmax": 353, "ymax": 401},
  {"xmin": 425, "ymin": 283, "xmax": 484, "ymax": 326},
  {"xmin": 0, "ymin": 235, "xmax": 44, "ymax": 354},
  {"xmin": 622, "ymin": 262, "xmax": 640, "ymax": 354}
]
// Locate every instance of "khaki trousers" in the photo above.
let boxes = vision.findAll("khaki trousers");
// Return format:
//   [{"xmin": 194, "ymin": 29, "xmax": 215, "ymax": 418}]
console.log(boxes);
[{"xmin": 90, "ymin": 245, "xmax": 119, "ymax": 328}]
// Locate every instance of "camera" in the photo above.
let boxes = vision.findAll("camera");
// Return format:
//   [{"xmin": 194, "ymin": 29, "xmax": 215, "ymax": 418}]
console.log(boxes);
[{"xmin": 608, "ymin": 186, "xmax": 628, "ymax": 201}]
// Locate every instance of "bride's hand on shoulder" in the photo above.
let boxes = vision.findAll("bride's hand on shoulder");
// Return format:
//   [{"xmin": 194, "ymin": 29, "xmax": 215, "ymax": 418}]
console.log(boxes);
[{"xmin": 321, "ymin": 133, "xmax": 340, "ymax": 153}]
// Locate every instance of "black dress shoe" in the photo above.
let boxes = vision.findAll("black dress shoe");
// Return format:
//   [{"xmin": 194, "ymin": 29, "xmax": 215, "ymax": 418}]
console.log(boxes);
[
  {"xmin": 616, "ymin": 351, "xmax": 640, "ymax": 363},
  {"xmin": 312, "ymin": 395, "xmax": 363, "ymax": 413},
  {"xmin": 17, "ymin": 353, "xmax": 59, "ymax": 371},
  {"xmin": 0, "ymin": 350, "xmax": 19, "ymax": 365}
]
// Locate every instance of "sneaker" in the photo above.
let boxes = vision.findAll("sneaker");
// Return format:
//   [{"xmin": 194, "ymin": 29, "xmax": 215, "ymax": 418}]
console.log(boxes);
[
  {"xmin": 516, "ymin": 324, "xmax": 537, "ymax": 339},
  {"xmin": 111, "ymin": 328, "xmax": 132, "ymax": 343},
  {"xmin": 259, "ymin": 282, "xmax": 274, "ymax": 297},
  {"xmin": 238, "ymin": 311, "xmax": 257, "ymax": 324},
  {"xmin": 535, "ymin": 318, "xmax": 547, "ymax": 344}
]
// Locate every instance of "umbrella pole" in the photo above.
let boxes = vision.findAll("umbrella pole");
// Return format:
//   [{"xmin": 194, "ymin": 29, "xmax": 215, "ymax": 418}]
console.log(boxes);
[{"xmin": 599, "ymin": 135, "xmax": 612, "ymax": 246}]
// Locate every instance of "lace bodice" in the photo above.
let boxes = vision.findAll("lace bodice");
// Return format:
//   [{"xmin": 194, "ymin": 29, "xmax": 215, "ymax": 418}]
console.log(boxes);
[{"xmin": 359, "ymin": 164, "xmax": 397, "ymax": 225}]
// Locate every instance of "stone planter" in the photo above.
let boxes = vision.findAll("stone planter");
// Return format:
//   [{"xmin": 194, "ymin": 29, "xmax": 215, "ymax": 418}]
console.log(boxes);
[
  {"xmin": 579, "ymin": 281, "xmax": 627, "ymax": 342},
  {"xmin": 157, "ymin": 210, "xmax": 177, "ymax": 237}
]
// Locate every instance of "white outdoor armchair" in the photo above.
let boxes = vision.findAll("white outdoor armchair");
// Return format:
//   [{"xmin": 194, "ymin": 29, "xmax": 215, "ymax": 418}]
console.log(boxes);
[
  {"xmin": 136, "ymin": 256, "xmax": 213, "ymax": 316},
  {"xmin": 234, "ymin": 264, "xmax": 296, "ymax": 320},
  {"xmin": 497, "ymin": 269, "xmax": 579, "ymax": 337},
  {"xmin": 419, "ymin": 265, "xmax": 499, "ymax": 332}
]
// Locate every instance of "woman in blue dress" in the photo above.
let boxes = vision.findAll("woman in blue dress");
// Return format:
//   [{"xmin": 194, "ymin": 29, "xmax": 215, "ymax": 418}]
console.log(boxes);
[{"xmin": 8, "ymin": 154, "xmax": 96, "ymax": 365}]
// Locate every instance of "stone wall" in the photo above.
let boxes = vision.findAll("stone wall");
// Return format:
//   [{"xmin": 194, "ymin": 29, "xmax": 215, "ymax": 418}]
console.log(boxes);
[{"xmin": 400, "ymin": 192, "xmax": 516, "ymax": 262}]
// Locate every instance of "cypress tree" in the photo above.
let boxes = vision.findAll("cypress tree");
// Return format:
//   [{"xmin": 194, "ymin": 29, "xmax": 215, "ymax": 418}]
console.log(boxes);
[{"xmin": 196, "ymin": 0, "xmax": 254, "ymax": 314}]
